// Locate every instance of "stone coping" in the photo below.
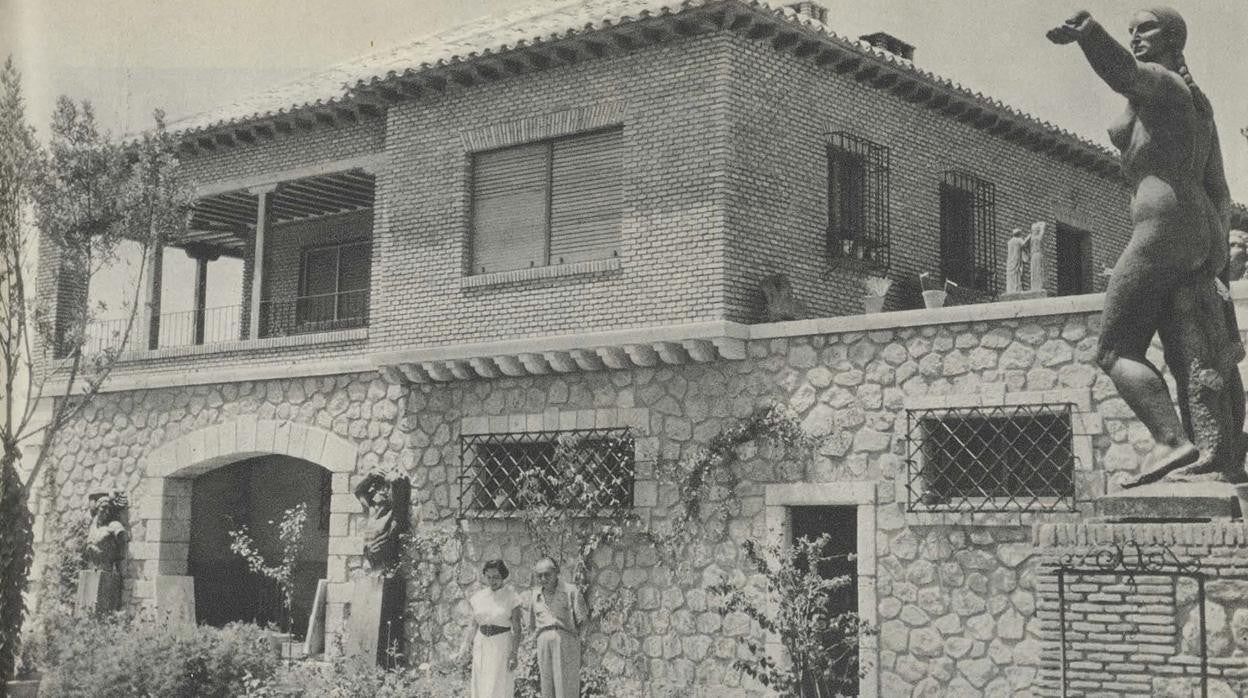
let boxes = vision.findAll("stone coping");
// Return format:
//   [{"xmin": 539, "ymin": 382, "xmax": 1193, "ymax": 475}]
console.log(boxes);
[
  {"xmin": 52, "ymin": 280, "xmax": 1248, "ymax": 394},
  {"xmin": 750, "ymin": 291, "xmax": 1105, "ymax": 339},
  {"xmin": 1034, "ymin": 521, "xmax": 1248, "ymax": 547}
]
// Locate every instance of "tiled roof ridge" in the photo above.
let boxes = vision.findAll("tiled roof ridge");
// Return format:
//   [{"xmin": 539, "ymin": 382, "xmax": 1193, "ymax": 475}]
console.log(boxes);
[{"xmin": 168, "ymin": 0, "xmax": 1115, "ymax": 167}]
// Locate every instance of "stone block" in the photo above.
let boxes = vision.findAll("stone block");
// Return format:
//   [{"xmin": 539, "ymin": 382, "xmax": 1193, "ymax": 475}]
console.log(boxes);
[
  {"xmin": 75, "ymin": 569, "xmax": 123, "ymax": 617},
  {"xmin": 154, "ymin": 574, "xmax": 195, "ymax": 626},
  {"xmin": 345, "ymin": 575, "xmax": 406, "ymax": 665}
]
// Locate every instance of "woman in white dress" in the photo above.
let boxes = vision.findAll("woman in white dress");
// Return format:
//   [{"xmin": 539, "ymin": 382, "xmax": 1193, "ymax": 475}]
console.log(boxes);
[{"xmin": 457, "ymin": 559, "xmax": 521, "ymax": 698}]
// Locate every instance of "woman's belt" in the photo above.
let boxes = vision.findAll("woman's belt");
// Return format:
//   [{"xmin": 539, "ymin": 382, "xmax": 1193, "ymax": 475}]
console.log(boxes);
[{"xmin": 479, "ymin": 624, "xmax": 511, "ymax": 637}]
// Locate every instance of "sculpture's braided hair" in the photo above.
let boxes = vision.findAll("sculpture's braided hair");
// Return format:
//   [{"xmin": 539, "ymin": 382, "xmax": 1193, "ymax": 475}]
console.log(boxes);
[{"xmin": 1175, "ymin": 53, "xmax": 1212, "ymax": 116}]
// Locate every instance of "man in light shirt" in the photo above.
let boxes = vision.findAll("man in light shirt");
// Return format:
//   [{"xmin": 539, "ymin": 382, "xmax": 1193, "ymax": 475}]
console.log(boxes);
[{"xmin": 527, "ymin": 557, "xmax": 587, "ymax": 698}]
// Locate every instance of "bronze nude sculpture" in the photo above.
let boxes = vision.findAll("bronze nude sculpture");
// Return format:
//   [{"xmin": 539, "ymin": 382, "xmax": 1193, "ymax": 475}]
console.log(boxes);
[
  {"xmin": 354, "ymin": 468, "xmax": 411, "ymax": 572},
  {"xmin": 1048, "ymin": 8, "xmax": 1245, "ymax": 487}
]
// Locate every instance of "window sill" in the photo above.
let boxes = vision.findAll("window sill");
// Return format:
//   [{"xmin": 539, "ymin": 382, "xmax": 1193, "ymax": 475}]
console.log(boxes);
[{"xmin": 461, "ymin": 258, "xmax": 621, "ymax": 289}]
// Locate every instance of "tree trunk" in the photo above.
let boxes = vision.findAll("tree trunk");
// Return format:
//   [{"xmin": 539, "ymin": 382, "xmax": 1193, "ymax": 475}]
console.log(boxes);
[{"xmin": 0, "ymin": 447, "xmax": 35, "ymax": 697}]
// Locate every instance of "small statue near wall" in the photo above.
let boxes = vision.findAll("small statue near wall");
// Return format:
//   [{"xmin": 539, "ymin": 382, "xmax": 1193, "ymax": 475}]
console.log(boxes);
[
  {"xmin": 1029, "ymin": 221, "xmax": 1049, "ymax": 292},
  {"xmin": 354, "ymin": 468, "xmax": 411, "ymax": 573},
  {"xmin": 85, "ymin": 489, "xmax": 129, "ymax": 575},
  {"xmin": 1005, "ymin": 228, "xmax": 1031, "ymax": 294},
  {"xmin": 1004, "ymin": 224, "xmax": 1051, "ymax": 297},
  {"xmin": 759, "ymin": 273, "xmax": 806, "ymax": 322}
]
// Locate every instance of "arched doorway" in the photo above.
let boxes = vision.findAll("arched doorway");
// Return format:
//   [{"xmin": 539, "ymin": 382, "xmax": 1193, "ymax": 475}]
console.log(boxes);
[{"xmin": 190, "ymin": 455, "xmax": 331, "ymax": 637}]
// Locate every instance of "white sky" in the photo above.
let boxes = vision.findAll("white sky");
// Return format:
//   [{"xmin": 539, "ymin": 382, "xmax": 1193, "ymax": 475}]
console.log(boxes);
[{"xmin": 4, "ymin": 0, "xmax": 1247, "ymax": 318}]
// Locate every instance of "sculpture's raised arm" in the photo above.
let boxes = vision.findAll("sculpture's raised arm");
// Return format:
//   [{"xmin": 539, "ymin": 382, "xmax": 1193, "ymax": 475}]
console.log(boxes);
[{"xmin": 1047, "ymin": 10, "xmax": 1181, "ymax": 102}]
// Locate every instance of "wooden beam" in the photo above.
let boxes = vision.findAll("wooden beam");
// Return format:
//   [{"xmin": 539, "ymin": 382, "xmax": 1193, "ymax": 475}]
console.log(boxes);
[
  {"xmin": 746, "ymin": 21, "xmax": 776, "ymax": 40},
  {"xmin": 195, "ymin": 153, "xmax": 388, "ymax": 198},
  {"xmin": 772, "ymin": 32, "xmax": 800, "ymax": 51}
]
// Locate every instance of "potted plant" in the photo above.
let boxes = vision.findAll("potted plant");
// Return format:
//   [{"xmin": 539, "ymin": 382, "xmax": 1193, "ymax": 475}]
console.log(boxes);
[
  {"xmin": 919, "ymin": 273, "xmax": 955, "ymax": 309},
  {"xmin": 861, "ymin": 275, "xmax": 892, "ymax": 313}
]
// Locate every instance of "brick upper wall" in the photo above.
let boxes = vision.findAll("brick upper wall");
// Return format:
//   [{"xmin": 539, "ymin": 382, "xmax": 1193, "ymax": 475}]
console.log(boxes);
[
  {"xmin": 369, "ymin": 32, "xmax": 733, "ymax": 350},
  {"xmin": 721, "ymin": 34, "xmax": 1133, "ymax": 322}
]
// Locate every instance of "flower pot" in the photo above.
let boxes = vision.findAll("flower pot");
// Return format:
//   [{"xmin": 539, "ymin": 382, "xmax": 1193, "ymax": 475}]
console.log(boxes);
[
  {"xmin": 922, "ymin": 290, "xmax": 947, "ymax": 309},
  {"xmin": 862, "ymin": 295, "xmax": 886, "ymax": 314}
]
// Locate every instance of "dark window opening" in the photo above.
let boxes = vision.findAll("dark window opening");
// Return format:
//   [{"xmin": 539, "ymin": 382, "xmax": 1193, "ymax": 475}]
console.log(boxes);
[
  {"xmin": 906, "ymin": 403, "xmax": 1076, "ymax": 512},
  {"xmin": 459, "ymin": 429, "xmax": 634, "ymax": 517},
  {"xmin": 939, "ymin": 171, "xmax": 996, "ymax": 294},
  {"xmin": 827, "ymin": 132, "xmax": 890, "ymax": 270}
]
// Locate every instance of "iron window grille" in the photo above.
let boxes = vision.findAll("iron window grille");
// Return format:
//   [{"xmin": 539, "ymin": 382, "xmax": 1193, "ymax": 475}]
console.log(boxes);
[
  {"xmin": 905, "ymin": 403, "xmax": 1077, "ymax": 513},
  {"xmin": 458, "ymin": 428, "xmax": 634, "ymax": 518},
  {"xmin": 939, "ymin": 170, "xmax": 997, "ymax": 295},
  {"xmin": 826, "ymin": 132, "xmax": 891, "ymax": 270}
]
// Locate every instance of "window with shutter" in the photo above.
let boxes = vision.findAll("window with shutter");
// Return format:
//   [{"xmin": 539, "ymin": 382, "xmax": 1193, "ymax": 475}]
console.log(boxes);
[
  {"xmin": 469, "ymin": 128, "xmax": 623, "ymax": 274},
  {"xmin": 550, "ymin": 129, "xmax": 623, "ymax": 264}
]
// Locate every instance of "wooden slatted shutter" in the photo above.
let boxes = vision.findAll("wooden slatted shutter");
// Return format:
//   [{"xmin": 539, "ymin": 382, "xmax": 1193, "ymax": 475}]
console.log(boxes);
[
  {"xmin": 471, "ymin": 143, "xmax": 549, "ymax": 273},
  {"xmin": 549, "ymin": 128, "xmax": 623, "ymax": 264},
  {"xmin": 337, "ymin": 242, "xmax": 370, "ymax": 320}
]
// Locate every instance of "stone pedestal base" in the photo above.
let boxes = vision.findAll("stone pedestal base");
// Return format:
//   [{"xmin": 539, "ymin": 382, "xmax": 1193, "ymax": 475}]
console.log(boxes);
[
  {"xmin": 999, "ymin": 289, "xmax": 1049, "ymax": 302},
  {"xmin": 153, "ymin": 575, "xmax": 196, "ymax": 626},
  {"xmin": 1034, "ymin": 520, "xmax": 1248, "ymax": 696},
  {"xmin": 75, "ymin": 569, "xmax": 122, "ymax": 617},
  {"xmin": 1094, "ymin": 481, "xmax": 1239, "ymax": 521},
  {"xmin": 346, "ymin": 576, "xmax": 405, "ymax": 665}
]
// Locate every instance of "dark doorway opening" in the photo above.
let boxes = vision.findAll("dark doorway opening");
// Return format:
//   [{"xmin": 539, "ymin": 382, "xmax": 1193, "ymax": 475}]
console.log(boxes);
[
  {"xmin": 791, "ymin": 505, "xmax": 860, "ymax": 696},
  {"xmin": 1056, "ymin": 224, "xmax": 1093, "ymax": 296},
  {"xmin": 190, "ymin": 455, "xmax": 331, "ymax": 638}
]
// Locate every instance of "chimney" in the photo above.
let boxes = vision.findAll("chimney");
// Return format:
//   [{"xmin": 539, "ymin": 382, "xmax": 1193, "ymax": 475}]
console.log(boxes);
[
  {"xmin": 786, "ymin": 2, "xmax": 828, "ymax": 24},
  {"xmin": 859, "ymin": 31, "xmax": 915, "ymax": 61}
]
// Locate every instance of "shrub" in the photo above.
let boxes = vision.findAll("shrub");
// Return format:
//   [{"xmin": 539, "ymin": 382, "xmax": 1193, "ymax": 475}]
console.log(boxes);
[
  {"xmin": 243, "ymin": 656, "xmax": 465, "ymax": 697},
  {"xmin": 37, "ymin": 608, "xmax": 278, "ymax": 698}
]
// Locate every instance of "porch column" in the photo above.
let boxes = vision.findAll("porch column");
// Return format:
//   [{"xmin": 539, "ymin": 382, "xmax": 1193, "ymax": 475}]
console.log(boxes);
[
  {"xmin": 247, "ymin": 185, "xmax": 276, "ymax": 340},
  {"xmin": 183, "ymin": 244, "xmax": 221, "ymax": 345},
  {"xmin": 144, "ymin": 243, "xmax": 163, "ymax": 350}
]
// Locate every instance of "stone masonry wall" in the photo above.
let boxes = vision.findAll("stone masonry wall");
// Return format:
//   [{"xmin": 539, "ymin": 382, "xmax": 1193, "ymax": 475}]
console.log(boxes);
[{"xmin": 36, "ymin": 304, "xmax": 1181, "ymax": 696}]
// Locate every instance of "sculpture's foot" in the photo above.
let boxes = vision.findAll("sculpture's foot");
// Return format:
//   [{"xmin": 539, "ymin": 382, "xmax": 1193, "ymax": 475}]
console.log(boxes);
[{"xmin": 1120, "ymin": 442, "xmax": 1200, "ymax": 489}]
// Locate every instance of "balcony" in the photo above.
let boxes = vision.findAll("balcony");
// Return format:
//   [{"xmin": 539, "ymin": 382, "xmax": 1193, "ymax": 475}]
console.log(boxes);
[
  {"xmin": 63, "ymin": 161, "xmax": 378, "ymax": 362},
  {"xmin": 82, "ymin": 289, "xmax": 370, "ymax": 358}
]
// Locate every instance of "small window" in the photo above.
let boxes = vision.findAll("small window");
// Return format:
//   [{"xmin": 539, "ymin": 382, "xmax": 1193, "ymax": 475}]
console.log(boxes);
[
  {"xmin": 1056, "ymin": 224, "xmax": 1093, "ymax": 296},
  {"xmin": 939, "ymin": 171, "xmax": 996, "ymax": 294},
  {"xmin": 905, "ymin": 403, "xmax": 1076, "ymax": 513},
  {"xmin": 296, "ymin": 240, "xmax": 370, "ymax": 332},
  {"xmin": 470, "ymin": 128, "xmax": 623, "ymax": 274},
  {"xmin": 459, "ymin": 428, "xmax": 634, "ymax": 517},
  {"xmin": 826, "ymin": 132, "xmax": 890, "ymax": 269}
]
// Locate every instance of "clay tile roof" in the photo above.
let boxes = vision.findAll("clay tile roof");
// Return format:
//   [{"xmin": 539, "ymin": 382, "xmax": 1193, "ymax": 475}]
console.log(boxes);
[{"xmin": 167, "ymin": 0, "xmax": 1115, "ymax": 164}]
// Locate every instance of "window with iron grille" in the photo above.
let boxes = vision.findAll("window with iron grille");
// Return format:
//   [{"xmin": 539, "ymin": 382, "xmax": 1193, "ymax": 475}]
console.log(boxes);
[
  {"xmin": 905, "ymin": 404, "xmax": 1076, "ymax": 513},
  {"xmin": 939, "ymin": 171, "xmax": 996, "ymax": 294},
  {"xmin": 470, "ymin": 127, "xmax": 623, "ymax": 274},
  {"xmin": 458, "ymin": 428, "xmax": 634, "ymax": 517},
  {"xmin": 826, "ymin": 132, "xmax": 890, "ymax": 270}
]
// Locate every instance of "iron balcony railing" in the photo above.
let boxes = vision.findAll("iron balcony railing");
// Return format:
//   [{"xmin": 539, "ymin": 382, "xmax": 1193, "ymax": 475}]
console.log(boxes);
[
  {"xmin": 905, "ymin": 403, "xmax": 1077, "ymax": 513},
  {"xmin": 458, "ymin": 428, "xmax": 635, "ymax": 518},
  {"xmin": 259, "ymin": 289, "xmax": 369, "ymax": 338},
  {"xmin": 77, "ymin": 290, "xmax": 369, "ymax": 356}
]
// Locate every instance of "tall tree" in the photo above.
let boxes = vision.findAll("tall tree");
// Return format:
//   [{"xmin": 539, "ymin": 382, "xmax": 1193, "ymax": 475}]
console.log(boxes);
[{"xmin": 0, "ymin": 56, "xmax": 192, "ymax": 692}]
